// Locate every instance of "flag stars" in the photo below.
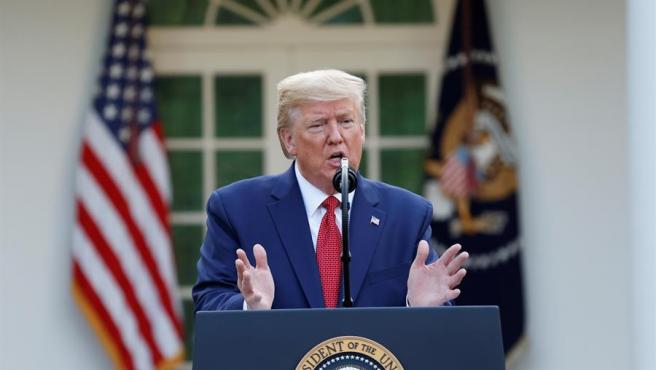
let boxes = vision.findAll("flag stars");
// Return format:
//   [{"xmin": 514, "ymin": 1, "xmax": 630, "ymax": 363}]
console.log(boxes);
[
  {"xmin": 109, "ymin": 64, "xmax": 123, "ymax": 79},
  {"xmin": 138, "ymin": 109, "xmax": 151, "ymax": 124},
  {"xmin": 123, "ymin": 86, "xmax": 136, "ymax": 101},
  {"xmin": 103, "ymin": 104, "xmax": 118, "ymax": 121},
  {"xmin": 106, "ymin": 84, "xmax": 120, "ymax": 100},
  {"xmin": 140, "ymin": 69, "xmax": 153, "ymax": 83},
  {"xmin": 121, "ymin": 107, "xmax": 134, "ymax": 122},
  {"xmin": 140, "ymin": 88, "xmax": 153, "ymax": 102},
  {"xmin": 131, "ymin": 24, "xmax": 144, "ymax": 38},
  {"xmin": 112, "ymin": 43, "xmax": 126, "ymax": 58},
  {"xmin": 114, "ymin": 22, "xmax": 128, "ymax": 38},
  {"xmin": 118, "ymin": 126, "xmax": 132, "ymax": 143},
  {"xmin": 132, "ymin": 3, "xmax": 145, "ymax": 18},
  {"xmin": 117, "ymin": 1, "xmax": 131, "ymax": 16},
  {"xmin": 126, "ymin": 66, "xmax": 138, "ymax": 80},
  {"xmin": 128, "ymin": 45, "xmax": 141, "ymax": 60}
]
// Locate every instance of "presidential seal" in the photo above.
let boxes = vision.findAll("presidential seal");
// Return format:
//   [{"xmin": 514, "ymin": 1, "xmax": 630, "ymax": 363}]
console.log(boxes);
[{"xmin": 296, "ymin": 336, "xmax": 404, "ymax": 370}]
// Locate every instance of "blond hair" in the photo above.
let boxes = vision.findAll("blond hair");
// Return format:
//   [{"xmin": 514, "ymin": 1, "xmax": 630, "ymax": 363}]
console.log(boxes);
[{"xmin": 276, "ymin": 69, "xmax": 366, "ymax": 158}]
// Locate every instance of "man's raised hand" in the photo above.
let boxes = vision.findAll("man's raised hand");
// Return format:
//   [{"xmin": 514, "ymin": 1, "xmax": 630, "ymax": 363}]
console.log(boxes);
[
  {"xmin": 407, "ymin": 241, "xmax": 469, "ymax": 307},
  {"xmin": 235, "ymin": 244, "xmax": 275, "ymax": 310}
]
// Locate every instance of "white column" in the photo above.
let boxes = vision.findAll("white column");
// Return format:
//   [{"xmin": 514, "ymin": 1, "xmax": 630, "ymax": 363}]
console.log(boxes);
[{"xmin": 628, "ymin": 1, "xmax": 656, "ymax": 369}]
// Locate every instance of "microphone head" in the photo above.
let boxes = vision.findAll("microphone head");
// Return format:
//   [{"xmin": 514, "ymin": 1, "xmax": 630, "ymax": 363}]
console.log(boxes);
[{"xmin": 332, "ymin": 167, "xmax": 358, "ymax": 193}]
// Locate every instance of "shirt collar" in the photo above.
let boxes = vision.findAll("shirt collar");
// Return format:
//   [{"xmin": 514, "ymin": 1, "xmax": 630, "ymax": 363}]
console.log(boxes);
[{"xmin": 294, "ymin": 161, "xmax": 355, "ymax": 217}]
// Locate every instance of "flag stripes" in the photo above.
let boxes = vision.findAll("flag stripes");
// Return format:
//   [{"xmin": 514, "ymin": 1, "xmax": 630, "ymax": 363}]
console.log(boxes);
[
  {"xmin": 73, "ymin": 262, "xmax": 134, "ymax": 370},
  {"xmin": 74, "ymin": 229, "xmax": 152, "ymax": 370},
  {"xmin": 77, "ymin": 202, "xmax": 164, "ymax": 364},
  {"xmin": 81, "ymin": 140, "xmax": 179, "ymax": 337},
  {"xmin": 75, "ymin": 168, "xmax": 178, "ymax": 361},
  {"xmin": 75, "ymin": 117, "xmax": 183, "ymax": 362}
]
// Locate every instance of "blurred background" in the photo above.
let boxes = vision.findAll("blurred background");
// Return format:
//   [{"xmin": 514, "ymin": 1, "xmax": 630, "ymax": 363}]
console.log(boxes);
[{"xmin": 1, "ymin": 0, "xmax": 654, "ymax": 369}]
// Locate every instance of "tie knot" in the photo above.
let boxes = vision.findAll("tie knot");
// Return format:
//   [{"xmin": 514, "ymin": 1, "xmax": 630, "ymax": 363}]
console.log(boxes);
[{"xmin": 322, "ymin": 196, "xmax": 340, "ymax": 212}]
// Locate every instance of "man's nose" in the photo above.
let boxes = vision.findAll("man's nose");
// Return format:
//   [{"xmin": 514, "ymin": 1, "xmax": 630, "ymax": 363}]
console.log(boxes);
[{"xmin": 326, "ymin": 121, "xmax": 343, "ymax": 144}]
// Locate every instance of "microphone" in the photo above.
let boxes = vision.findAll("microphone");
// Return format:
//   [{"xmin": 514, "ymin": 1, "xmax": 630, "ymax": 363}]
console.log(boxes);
[
  {"xmin": 332, "ymin": 159, "xmax": 358, "ymax": 193},
  {"xmin": 332, "ymin": 157, "xmax": 357, "ymax": 307}
]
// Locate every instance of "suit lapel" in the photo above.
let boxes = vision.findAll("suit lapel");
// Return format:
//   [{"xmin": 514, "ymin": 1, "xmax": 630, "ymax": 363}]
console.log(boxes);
[
  {"xmin": 267, "ymin": 166, "xmax": 324, "ymax": 308},
  {"xmin": 348, "ymin": 176, "xmax": 386, "ymax": 302}
]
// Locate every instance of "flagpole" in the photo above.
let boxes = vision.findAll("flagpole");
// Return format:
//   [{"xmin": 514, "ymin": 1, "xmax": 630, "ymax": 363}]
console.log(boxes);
[{"xmin": 461, "ymin": 0, "xmax": 479, "ymax": 111}]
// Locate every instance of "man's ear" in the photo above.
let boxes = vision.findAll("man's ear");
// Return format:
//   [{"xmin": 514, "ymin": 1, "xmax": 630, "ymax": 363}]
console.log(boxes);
[{"xmin": 279, "ymin": 126, "xmax": 297, "ymax": 157}]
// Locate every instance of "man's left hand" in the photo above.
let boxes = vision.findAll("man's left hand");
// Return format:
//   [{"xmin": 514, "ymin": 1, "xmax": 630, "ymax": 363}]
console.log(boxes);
[{"xmin": 406, "ymin": 241, "xmax": 469, "ymax": 307}]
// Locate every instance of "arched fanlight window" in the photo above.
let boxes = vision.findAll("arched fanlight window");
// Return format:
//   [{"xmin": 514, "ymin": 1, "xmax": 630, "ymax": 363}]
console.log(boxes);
[{"xmin": 146, "ymin": 0, "xmax": 435, "ymax": 26}]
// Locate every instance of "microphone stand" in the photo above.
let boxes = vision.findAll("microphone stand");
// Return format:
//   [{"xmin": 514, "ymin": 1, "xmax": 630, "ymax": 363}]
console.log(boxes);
[{"xmin": 339, "ymin": 158, "xmax": 353, "ymax": 307}]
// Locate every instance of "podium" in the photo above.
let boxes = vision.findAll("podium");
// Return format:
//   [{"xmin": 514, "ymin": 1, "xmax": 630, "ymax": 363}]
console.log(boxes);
[{"xmin": 192, "ymin": 306, "xmax": 506, "ymax": 370}]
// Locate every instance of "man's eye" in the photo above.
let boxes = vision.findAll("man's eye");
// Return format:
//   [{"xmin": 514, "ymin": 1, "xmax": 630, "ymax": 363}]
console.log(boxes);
[
  {"xmin": 341, "ymin": 119, "xmax": 354, "ymax": 126},
  {"xmin": 308, "ymin": 122, "xmax": 323, "ymax": 131}
]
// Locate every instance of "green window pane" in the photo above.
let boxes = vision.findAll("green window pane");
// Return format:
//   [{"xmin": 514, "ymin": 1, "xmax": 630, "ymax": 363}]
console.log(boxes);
[
  {"xmin": 155, "ymin": 76, "xmax": 202, "ymax": 138},
  {"xmin": 357, "ymin": 150, "xmax": 368, "ymax": 178},
  {"xmin": 311, "ymin": 0, "xmax": 363, "ymax": 25},
  {"xmin": 215, "ymin": 7, "xmax": 255, "ymax": 25},
  {"xmin": 146, "ymin": 0, "xmax": 208, "ymax": 26},
  {"xmin": 370, "ymin": 0, "xmax": 434, "ymax": 23},
  {"xmin": 296, "ymin": 0, "xmax": 310, "ymax": 11},
  {"xmin": 214, "ymin": 75, "xmax": 262, "ymax": 137},
  {"xmin": 215, "ymin": 151, "xmax": 263, "ymax": 187},
  {"xmin": 323, "ymin": 4, "xmax": 363, "ymax": 25},
  {"xmin": 311, "ymin": 0, "xmax": 341, "ymax": 16},
  {"xmin": 381, "ymin": 149, "xmax": 426, "ymax": 194},
  {"xmin": 182, "ymin": 299, "xmax": 195, "ymax": 360},
  {"xmin": 325, "ymin": 5, "xmax": 364, "ymax": 25},
  {"xmin": 172, "ymin": 225, "xmax": 204, "ymax": 286},
  {"xmin": 169, "ymin": 151, "xmax": 203, "ymax": 211},
  {"xmin": 379, "ymin": 74, "xmax": 426, "ymax": 136},
  {"xmin": 238, "ymin": 0, "xmax": 266, "ymax": 15}
]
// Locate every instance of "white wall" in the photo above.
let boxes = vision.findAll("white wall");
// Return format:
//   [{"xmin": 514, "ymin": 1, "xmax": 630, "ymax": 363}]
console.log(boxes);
[
  {"xmin": 1, "ymin": 0, "xmax": 114, "ymax": 369},
  {"xmin": 0, "ymin": 1, "xmax": 633, "ymax": 370},
  {"xmin": 488, "ymin": 0, "xmax": 630, "ymax": 369}
]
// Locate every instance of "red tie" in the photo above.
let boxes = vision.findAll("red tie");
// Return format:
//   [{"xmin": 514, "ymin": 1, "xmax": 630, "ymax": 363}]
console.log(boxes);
[{"xmin": 316, "ymin": 196, "xmax": 342, "ymax": 308}]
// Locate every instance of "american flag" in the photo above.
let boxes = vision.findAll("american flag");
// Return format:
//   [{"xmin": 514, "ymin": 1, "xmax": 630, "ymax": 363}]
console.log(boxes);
[
  {"xmin": 440, "ymin": 146, "xmax": 479, "ymax": 198},
  {"xmin": 71, "ymin": 1, "xmax": 184, "ymax": 370}
]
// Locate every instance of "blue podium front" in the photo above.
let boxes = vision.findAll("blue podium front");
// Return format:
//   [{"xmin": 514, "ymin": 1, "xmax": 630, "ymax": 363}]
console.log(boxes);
[{"xmin": 192, "ymin": 306, "xmax": 505, "ymax": 370}]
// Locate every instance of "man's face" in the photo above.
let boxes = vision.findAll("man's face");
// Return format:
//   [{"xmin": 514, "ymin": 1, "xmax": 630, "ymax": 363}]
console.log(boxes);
[{"xmin": 280, "ymin": 98, "xmax": 364, "ymax": 194}]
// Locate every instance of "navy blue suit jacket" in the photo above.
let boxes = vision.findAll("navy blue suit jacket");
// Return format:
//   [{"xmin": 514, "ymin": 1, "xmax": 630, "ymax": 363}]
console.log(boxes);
[{"xmin": 193, "ymin": 164, "xmax": 438, "ymax": 311}]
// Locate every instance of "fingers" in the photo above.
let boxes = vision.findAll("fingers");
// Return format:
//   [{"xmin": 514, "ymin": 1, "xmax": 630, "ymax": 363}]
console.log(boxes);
[
  {"xmin": 235, "ymin": 259, "xmax": 246, "ymax": 289},
  {"xmin": 253, "ymin": 244, "xmax": 269, "ymax": 270},
  {"xmin": 438, "ymin": 243, "xmax": 462, "ymax": 266},
  {"xmin": 240, "ymin": 268, "xmax": 255, "ymax": 295},
  {"xmin": 412, "ymin": 240, "xmax": 430, "ymax": 268},
  {"xmin": 449, "ymin": 268, "xmax": 467, "ymax": 289},
  {"xmin": 447, "ymin": 250, "xmax": 469, "ymax": 275},
  {"xmin": 235, "ymin": 244, "xmax": 267, "ymax": 292},
  {"xmin": 235, "ymin": 248, "xmax": 252, "ymax": 292},
  {"xmin": 445, "ymin": 288, "xmax": 461, "ymax": 301},
  {"xmin": 234, "ymin": 244, "xmax": 274, "ymax": 310},
  {"xmin": 236, "ymin": 248, "xmax": 253, "ymax": 269}
]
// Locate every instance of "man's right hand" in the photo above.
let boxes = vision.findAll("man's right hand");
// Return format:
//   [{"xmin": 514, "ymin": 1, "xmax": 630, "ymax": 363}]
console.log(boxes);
[{"xmin": 235, "ymin": 244, "xmax": 275, "ymax": 310}]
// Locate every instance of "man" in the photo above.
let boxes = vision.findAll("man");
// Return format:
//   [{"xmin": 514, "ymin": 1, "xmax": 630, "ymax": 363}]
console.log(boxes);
[{"xmin": 193, "ymin": 70, "xmax": 468, "ymax": 311}]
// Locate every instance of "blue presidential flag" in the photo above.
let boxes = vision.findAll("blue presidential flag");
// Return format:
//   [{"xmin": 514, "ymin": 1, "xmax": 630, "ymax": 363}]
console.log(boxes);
[{"xmin": 424, "ymin": 0, "xmax": 526, "ymax": 360}]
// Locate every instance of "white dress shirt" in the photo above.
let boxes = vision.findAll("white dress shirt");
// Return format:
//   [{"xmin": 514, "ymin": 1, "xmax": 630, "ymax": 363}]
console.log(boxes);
[{"xmin": 294, "ymin": 162, "xmax": 355, "ymax": 250}]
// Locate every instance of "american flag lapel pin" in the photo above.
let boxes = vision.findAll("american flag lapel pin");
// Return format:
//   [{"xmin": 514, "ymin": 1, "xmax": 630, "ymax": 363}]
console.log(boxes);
[{"xmin": 370, "ymin": 216, "xmax": 380, "ymax": 226}]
